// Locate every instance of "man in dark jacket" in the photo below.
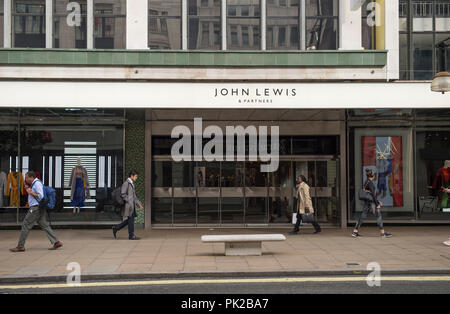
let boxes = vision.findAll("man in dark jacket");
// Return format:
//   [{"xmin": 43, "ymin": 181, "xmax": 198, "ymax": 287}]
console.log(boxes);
[{"xmin": 112, "ymin": 170, "xmax": 143, "ymax": 240}]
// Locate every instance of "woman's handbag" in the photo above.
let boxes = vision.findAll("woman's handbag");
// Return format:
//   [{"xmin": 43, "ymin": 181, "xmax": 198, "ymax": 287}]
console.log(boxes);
[
  {"xmin": 358, "ymin": 182, "xmax": 372, "ymax": 201},
  {"xmin": 301, "ymin": 208, "xmax": 315, "ymax": 223}
]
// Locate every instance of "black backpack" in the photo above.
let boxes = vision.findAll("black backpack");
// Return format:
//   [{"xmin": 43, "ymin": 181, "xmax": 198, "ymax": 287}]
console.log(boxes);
[{"xmin": 112, "ymin": 187, "xmax": 125, "ymax": 207}]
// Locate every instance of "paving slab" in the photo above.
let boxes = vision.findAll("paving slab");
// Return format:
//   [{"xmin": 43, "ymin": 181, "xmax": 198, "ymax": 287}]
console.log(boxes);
[{"xmin": 0, "ymin": 226, "xmax": 449, "ymax": 282}]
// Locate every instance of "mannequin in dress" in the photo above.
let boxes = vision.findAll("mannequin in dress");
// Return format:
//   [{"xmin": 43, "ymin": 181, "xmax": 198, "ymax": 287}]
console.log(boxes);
[
  {"xmin": 432, "ymin": 160, "xmax": 450, "ymax": 209},
  {"xmin": 69, "ymin": 157, "xmax": 90, "ymax": 214}
]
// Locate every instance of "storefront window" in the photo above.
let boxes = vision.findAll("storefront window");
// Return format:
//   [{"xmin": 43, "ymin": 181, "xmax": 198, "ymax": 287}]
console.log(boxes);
[
  {"xmin": 148, "ymin": 0, "xmax": 181, "ymax": 49},
  {"xmin": 349, "ymin": 127, "xmax": 414, "ymax": 221},
  {"xmin": 416, "ymin": 130, "xmax": 450, "ymax": 220},
  {"xmin": 188, "ymin": 0, "xmax": 221, "ymax": 49},
  {"xmin": 0, "ymin": 109, "xmax": 125, "ymax": 225},
  {"xmin": 0, "ymin": 112, "xmax": 19, "ymax": 224},
  {"xmin": 227, "ymin": 0, "xmax": 260, "ymax": 50},
  {"xmin": 267, "ymin": 0, "xmax": 299, "ymax": 50},
  {"xmin": 305, "ymin": 0, "xmax": 338, "ymax": 50},
  {"xmin": 94, "ymin": 0, "xmax": 126, "ymax": 49},
  {"xmin": 0, "ymin": 0, "xmax": 4, "ymax": 47},
  {"xmin": 13, "ymin": 0, "xmax": 46, "ymax": 48},
  {"xmin": 54, "ymin": 0, "xmax": 87, "ymax": 48}
]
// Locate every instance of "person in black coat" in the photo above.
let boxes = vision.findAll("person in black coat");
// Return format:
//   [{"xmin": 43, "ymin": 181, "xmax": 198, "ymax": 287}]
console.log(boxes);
[{"xmin": 352, "ymin": 169, "xmax": 392, "ymax": 238}]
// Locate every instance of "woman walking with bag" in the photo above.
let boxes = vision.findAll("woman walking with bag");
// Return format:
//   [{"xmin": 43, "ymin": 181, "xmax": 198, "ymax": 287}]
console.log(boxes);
[
  {"xmin": 289, "ymin": 175, "xmax": 321, "ymax": 235},
  {"xmin": 352, "ymin": 169, "xmax": 392, "ymax": 238}
]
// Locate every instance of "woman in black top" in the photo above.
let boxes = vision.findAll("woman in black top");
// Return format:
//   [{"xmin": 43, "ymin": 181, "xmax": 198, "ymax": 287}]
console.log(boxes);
[{"xmin": 352, "ymin": 169, "xmax": 392, "ymax": 238}]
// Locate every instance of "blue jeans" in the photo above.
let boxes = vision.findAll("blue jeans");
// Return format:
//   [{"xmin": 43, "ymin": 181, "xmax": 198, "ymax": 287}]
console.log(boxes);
[{"xmin": 115, "ymin": 211, "xmax": 136, "ymax": 239}]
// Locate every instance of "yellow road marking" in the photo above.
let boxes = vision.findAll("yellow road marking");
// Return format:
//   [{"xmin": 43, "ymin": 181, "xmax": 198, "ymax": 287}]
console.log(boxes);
[{"xmin": 1, "ymin": 276, "xmax": 450, "ymax": 290}]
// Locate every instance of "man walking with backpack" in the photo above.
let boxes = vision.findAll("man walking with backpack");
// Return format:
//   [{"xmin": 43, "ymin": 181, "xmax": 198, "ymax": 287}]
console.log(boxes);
[
  {"xmin": 10, "ymin": 171, "xmax": 62, "ymax": 252},
  {"xmin": 112, "ymin": 170, "xmax": 143, "ymax": 240}
]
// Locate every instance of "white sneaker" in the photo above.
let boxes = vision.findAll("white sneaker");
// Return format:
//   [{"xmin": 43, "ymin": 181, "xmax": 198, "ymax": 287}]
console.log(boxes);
[{"xmin": 444, "ymin": 240, "xmax": 450, "ymax": 246}]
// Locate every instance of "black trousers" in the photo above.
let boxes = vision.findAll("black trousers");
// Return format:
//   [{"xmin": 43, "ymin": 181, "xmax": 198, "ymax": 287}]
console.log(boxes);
[
  {"xmin": 115, "ymin": 211, "xmax": 136, "ymax": 239},
  {"xmin": 294, "ymin": 212, "xmax": 321, "ymax": 232}
]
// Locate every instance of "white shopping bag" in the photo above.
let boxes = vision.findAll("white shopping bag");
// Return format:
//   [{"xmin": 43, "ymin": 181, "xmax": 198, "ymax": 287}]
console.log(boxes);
[{"xmin": 291, "ymin": 212, "xmax": 297, "ymax": 225}]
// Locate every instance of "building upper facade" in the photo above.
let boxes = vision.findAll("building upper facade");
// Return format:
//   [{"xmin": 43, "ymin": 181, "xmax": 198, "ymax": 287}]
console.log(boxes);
[{"xmin": 0, "ymin": 0, "xmax": 448, "ymax": 81}]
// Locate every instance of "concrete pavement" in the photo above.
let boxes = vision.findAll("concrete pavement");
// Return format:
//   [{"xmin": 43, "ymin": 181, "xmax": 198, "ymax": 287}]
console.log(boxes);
[{"xmin": 0, "ymin": 226, "xmax": 449, "ymax": 283}]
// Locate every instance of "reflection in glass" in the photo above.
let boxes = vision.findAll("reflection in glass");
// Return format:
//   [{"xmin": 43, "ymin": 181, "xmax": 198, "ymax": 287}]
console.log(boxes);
[
  {"xmin": 188, "ymin": 0, "xmax": 221, "ymax": 49},
  {"xmin": 13, "ymin": 0, "xmax": 46, "ymax": 48},
  {"xmin": 94, "ymin": 0, "xmax": 126, "ymax": 49},
  {"xmin": 305, "ymin": 0, "xmax": 338, "ymax": 50},
  {"xmin": 292, "ymin": 136, "xmax": 339, "ymax": 155},
  {"xmin": 412, "ymin": 33, "xmax": 433, "ymax": 80},
  {"xmin": 306, "ymin": 18, "xmax": 337, "ymax": 50},
  {"xmin": 198, "ymin": 197, "xmax": 219, "ymax": 224},
  {"xmin": 221, "ymin": 162, "xmax": 244, "ymax": 187},
  {"xmin": 245, "ymin": 162, "xmax": 268, "ymax": 187},
  {"xmin": 268, "ymin": 197, "xmax": 291, "ymax": 223},
  {"xmin": 0, "ymin": 0, "xmax": 4, "ymax": 47},
  {"xmin": 436, "ymin": 34, "xmax": 450, "ymax": 73},
  {"xmin": 149, "ymin": 0, "xmax": 181, "ymax": 49},
  {"xmin": 245, "ymin": 197, "xmax": 267, "ymax": 224},
  {"xmin": 315, "ymin": 160, "xmax": 339, "ymax": 223},
  {"xmin": 268, "ymin": 161, "xmax": 293, "ymax": 223},
  {"xmin": 267, "ymin": 0, "xmax": 299, "ymax": 50},
  {"xmin": 0, "ymin": 125, "xmax": 19, "ymax": 223},
  {"xmin": 400, "ymin": 33, "xmax": 408, "ymax": 80},
  {"xmin": 416, "ymin": 131, "xmax": 450, "ymax": 220},
  {"xmin": 152, "ymin": 197, "xmax": 172, "ymax": 223},
  {"xmin": 54, "ymin": 0, "xmax": 87, "ymax": 48},
  {"xmin": 173, "ymin": 161, "xmax": 195, "ymax": 187},
  {"xmin": 152, "ymin": 161, "xmax": 172, "ymax": 187},
  {"xmin": 196, "ymin": 162, "xmax": 220, "ymax": 187},
  {"xmin": 227, "ymin": 0, "xmax": 260, "ymax": 50},
  {"xmin": 173, "ymin": 197, "xmax": 196, "ymax": 224},
  {"xmin": 221, "ymin": 197, "xmax": 244, "ymax": 223}
]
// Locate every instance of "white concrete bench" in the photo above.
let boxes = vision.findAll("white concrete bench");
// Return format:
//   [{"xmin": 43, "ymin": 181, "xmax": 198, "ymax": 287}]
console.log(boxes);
[{"xmin": 201, "ymin": 234, "xmax": 286, "ymax": 256}]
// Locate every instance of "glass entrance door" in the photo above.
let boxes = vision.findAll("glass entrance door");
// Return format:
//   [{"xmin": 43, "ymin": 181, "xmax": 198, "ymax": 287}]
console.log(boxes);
[{"xmin": 152, "ymin": 158, "xmax": 340, "ymax": 227}]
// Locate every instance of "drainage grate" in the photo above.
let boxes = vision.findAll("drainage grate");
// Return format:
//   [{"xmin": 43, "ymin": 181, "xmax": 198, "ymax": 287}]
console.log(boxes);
[{"xmin": 346, "ymin": 263, "xmax": 361, "ymax": 266}]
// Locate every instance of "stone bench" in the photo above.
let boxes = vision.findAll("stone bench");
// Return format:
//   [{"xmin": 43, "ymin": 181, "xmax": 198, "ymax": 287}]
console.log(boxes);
[{"xmin": 201, "ymin": 234, "xmax": 286, "ymax": 256}]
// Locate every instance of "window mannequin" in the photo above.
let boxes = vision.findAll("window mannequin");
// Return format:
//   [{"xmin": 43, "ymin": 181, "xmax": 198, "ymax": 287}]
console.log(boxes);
[
  {"xmin": 69, "ymin": 157, "xmax": 90, "ymax": 214},
  {"xmin": 5, "ymin": 171, "xmax": 24, "ymax": 207},
  {"xmin": 432, "ymin": 160, "xmax": 450, "ymax": 209}
]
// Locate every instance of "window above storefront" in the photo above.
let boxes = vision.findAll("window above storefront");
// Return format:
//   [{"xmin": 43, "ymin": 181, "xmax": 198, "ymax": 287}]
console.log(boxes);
[
  {"xmin": 2, "ymin": 0, "xmax": 346, "ymax": 51},
  {"xmin": 399, "ymin": 0, "xmax": 450, "ymax": 80}
]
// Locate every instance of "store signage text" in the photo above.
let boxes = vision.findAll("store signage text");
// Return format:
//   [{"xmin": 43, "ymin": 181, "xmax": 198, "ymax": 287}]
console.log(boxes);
[
  {"xmin": 171, "ymin": 118, "xmax": 279, "ymax": 172},
  {"xmin": 214, "ymin": 88, "xmax": 297, "ymax": 104}
]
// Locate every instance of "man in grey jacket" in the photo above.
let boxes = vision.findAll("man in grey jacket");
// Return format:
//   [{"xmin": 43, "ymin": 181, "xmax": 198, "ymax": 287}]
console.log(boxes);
[{"xmin": 112, "ymin": 170, "xmax": 143, "ymax": 240}]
